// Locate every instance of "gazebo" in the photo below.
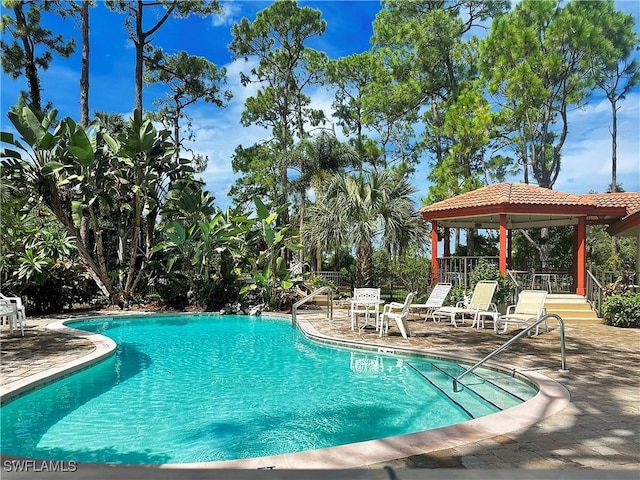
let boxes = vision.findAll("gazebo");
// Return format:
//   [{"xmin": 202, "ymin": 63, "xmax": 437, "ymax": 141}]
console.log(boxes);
[{"xmin": 420, "ymin": 183, "xmax": 640, "ymax": 296}]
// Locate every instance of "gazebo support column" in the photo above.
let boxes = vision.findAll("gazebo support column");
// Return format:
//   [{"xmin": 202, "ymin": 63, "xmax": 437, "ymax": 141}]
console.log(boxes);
[
  {"xmin": 637, "ymin": 232, "xmax": 640, "ymax": 283},
  {"xmin": 499, "ymin": 214, "xmax": 507, "ymax": 276},
  {"xmin": 574, "ymin": 217, "xmax": 587, "ymax": 296},
  {"xmin": 431, "ymin": 221, "xmax": 439, "ymax": 285},
  {"xmin": 507, "ymin": 229, "xmax": 513, "ymax": 270},
  {"xmin": 444, "ymin": 227, "xmax": 451, "ymax": 258}
]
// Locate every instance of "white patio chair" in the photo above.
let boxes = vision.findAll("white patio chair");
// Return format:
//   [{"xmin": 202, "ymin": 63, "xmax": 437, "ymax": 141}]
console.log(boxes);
[
  {"xmin": 350, "ymin": 287, "xmax": 382, "ymax": 331},
  {"xmin": 0, "ymin": 293, "xmax": 27, "ymax": 327},
  {"xmin": 379, "ymin": 291, "xmax": 417, "ymax": 339},
  {"xmin": 0, "ymin": 299, "xmax": 23, "ymax": 336}
]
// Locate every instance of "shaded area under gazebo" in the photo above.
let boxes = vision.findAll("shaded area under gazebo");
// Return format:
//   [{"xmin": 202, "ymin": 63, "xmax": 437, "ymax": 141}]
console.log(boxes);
[{"xmin": 420, "ymin": 183, "xmax": 640, "ymax": 296}]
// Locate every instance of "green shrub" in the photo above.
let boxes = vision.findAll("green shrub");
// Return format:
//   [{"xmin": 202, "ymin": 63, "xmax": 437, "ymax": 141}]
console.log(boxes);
[
  {"xmin": 390, "ymin": 248, "xmax": 432, "ymax": 298},
  {"xmin": 469, "ymin": 258, "xmax": 516, "ymax": 308},
  {"xmin": 602, "ymin": 293, "xmax": 640, "ymax": 328},
  {"xmin": 8, "ymin": 259, "xmax": 100, "ymax": 314},
  {"xmin": 154, "ymin": 275, "xmax": 189, "ymax": 308},
  {"xmin": 446, "ymin": 284, "xmax": 467, "ymax": 306},
  {"xmin": 372, "ymin": 250, "xmax": 394, "ymax": 286},
  {"xmin": 602, "ymin": 269, "xmax": 636, "ymax": 297}
]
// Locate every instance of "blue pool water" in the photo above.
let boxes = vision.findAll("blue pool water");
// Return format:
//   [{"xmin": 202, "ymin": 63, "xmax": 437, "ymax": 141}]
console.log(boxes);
[{"xmin": 0, "ymin": 314, "xmax": 537, "ymax": 464}]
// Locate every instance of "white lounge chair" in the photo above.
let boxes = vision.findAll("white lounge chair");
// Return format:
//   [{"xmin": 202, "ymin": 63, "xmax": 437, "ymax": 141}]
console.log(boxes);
[
  {"xmin": 432, "ymin": 280, "xmax": 498, "ymax": 328},
  {"xmin": 350, "ymin": 287, "xmax": 382, "ymax": 331},
  {"xmin": 496, "ymin": 290, "xmax": 548, "ymax": 336},
  {"xmin": 379, "ymin": 291, "xmax": 417, "ymax": 339},
  {"xmin": 409, "ymin": 283, "xmax": 452, "ymax": 321}
]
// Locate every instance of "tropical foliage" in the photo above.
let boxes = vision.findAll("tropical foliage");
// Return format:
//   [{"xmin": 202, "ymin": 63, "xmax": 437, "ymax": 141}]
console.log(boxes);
[
  {"xmin": 602, "ymin": 293, "xmax": 640, "ymax": 328},
  {"xmin": 0, "ymin": 0, "xmax": 637, "ymax": 315},
  {"xmin": 304, "ymin": 169, "xmax": 428, "ymax": 287},
  {"xmin": 469, "ymin": 258, "xmax": 516, "ymax": 307},
  {"xmin": 1, "ymin": 106, "xmax": 190, "ymax": 305}
]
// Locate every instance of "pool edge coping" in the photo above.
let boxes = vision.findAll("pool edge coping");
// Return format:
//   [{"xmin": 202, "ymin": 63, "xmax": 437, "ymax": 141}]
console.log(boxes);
[
  {"xmin": 1, "ymin": 312, "xmax": 571, "ymax": 469},
  {"xmin": 0, "ymin": 320, "xmax": 117, "ymax": 404}
]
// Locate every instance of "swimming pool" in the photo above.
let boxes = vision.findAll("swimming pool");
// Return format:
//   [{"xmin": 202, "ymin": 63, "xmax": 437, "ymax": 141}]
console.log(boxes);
[{"xmin": 1, "ymin": 314, "xmax": 546, "ymax": 465}]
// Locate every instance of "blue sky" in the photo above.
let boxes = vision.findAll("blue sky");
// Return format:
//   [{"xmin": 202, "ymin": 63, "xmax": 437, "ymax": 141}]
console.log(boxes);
[{"xmin": 1, "ymin": 0, "xmax": 639, "ymax": 211}]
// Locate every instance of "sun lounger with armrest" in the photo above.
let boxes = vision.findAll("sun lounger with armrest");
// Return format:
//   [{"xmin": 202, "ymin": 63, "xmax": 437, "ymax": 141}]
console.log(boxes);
[
  {"xmin": 409, "ymin": 282, "xmax": 452, "ymax": 321},
  {"xmin": 496, "ymin": 289, "xmax": 548, "ymax": 336},
  {"xmin": 432, "ymin": 280, "xmax": 498, "ymax": 328}
]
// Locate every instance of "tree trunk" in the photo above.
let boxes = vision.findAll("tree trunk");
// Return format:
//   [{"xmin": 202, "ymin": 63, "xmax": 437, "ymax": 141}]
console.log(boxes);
[
  {"xmin": 79, "ymin": 1, "xmax": 90, "ymax": 127},
  {"xmin": 298, "ymin": 196, "xmax": 305, "ymax": 266},
  {"xmin": 607, "ymin": 84, "xmax": 619, "ymax": 265},
  {"xmin": 520, "ymin": 228, "xmax": 550, "ymax": 270},
  {"xmin": 14, "ymin": 4, "xmax": 42, "ymax": 112},
  {"xmin": 173, "ymin": 109, "xmax": 181, "ymax": 161},
  {"xmin": 117, "ymin": 225, "xmax": 126, "ymax": 289},
  {"xmin": 356, "ymin": 241, "xmax": 374, "ymax": 287},
  {"xmin": 610, "ymin": 98, "xmax": 618, "ymax": 192},
  {"xmin": 88, "ymin": 203, "xmax": 108, "ymax": 281},
  {"xmin": 123, "ymin": 191, "xmax": 143, "ymax": 298},
  {"xmin": 519, "ymin": 126, "xmax": 529, "ymax": 184},
  {"xmin": 134, "ymin": 0, "xmax": 144, "ymax": 112},
  {"xmin": 42, "ymin": 178, "xmax": 119, "ymax": 304},
  {"xmin": 539, "ymin": 227, "xmax": 550, "ymax": 268},
  {"xmin": 466, "ymin": 228, "xmax": 474, "ymax": 256}
]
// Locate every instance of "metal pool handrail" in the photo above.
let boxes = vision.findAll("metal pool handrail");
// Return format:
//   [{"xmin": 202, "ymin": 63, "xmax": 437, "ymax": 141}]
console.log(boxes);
[
  {"xmin": 291, "ymin": 286, "xmax": 334, "ymax": 328},
  {"xmin": 453, "ymin": 313, "xmax": 567, "ymax": 393}
]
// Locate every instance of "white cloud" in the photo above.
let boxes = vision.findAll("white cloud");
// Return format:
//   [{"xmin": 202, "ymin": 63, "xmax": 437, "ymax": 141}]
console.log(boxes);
[
  {"xmin": 553, "ymin": 92, "xmax": 640, "ymax": 193},
  {"xmin": 212, "ymin": 1, "xmax": 243, "ymax": 27},
  {"xmin": 223, "ymin": 57, "xmax": 265, "ymax": 109},
  {"xmin": 179, "ymin": 56, "xmax": 273, "ymax": 208}
]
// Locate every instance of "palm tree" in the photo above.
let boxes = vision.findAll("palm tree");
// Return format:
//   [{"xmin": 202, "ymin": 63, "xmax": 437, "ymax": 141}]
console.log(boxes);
[
  {"xmin": 302, "ymin": 199, "xmax": 350, "ymax": 272},
  {"xmin": 290, "ymin": 131, "xmax": 357, "ymax": 269},
  {"xmin": 304, "ymin": 169, "xmax": 428, "ymax": 287}
]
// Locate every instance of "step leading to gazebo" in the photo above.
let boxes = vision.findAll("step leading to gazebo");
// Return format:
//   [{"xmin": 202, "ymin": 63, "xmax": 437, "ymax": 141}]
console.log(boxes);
[{"xmin": 544, "ymin": 293, "xmax": 602, "ymax": 325}]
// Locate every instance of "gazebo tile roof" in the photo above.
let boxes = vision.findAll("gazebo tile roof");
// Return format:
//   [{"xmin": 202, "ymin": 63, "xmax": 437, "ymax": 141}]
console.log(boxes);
[
  {"xmin": 420, "ymin": 183, "xmax": 596, "ymax": 213},
  {"xmin": 586, "ymin": 193, "xmax": 640, "ymax": 214},
  {"xmin": 420, "ymin": 183, "xmax": 640, "ymax": 233}
]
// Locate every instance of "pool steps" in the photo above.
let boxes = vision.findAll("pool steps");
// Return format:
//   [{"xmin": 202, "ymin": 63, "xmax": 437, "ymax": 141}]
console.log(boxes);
[
  {"xmin": 407, "ymin": 363, "xmax": 475, "ymax": 420},
  {"xmin": 406, "ymin": 361, "xmax": 532, "ymax": 419},
  {"xmin": 429, "ymin": 362, "xmax": 504, "ymax": 412}
]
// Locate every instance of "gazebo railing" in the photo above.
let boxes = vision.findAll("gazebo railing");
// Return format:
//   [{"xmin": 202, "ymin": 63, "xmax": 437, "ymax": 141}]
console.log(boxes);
[
  {"xmin": 436, "ymin": 256, "xmax": 499, "ymax": 288},
  {"xmin": 437, "ymin": 257, "xmax": 573, "ymax": 295},
  {"xmin": 586, "ymin": 270, "xmax": 604, "ymax": 317},
  {"xmin": 304, "ymin": 271, "xmax": 350, "ymax": 289},
  {"xmin": 508, "ymin": 269, "xmax": 573, "ymax": 294}
]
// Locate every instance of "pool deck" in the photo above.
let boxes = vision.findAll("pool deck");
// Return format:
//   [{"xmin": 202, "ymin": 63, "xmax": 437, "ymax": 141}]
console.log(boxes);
[{"xmin": 1, "ymin": 308, "xmax": 638, "ymax": 474}]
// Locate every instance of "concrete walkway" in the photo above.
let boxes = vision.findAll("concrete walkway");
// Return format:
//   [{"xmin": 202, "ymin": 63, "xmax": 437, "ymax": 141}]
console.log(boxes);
[{"xmin": 1, "ymin": 308, "xmax": 638, "ymax": 473}]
